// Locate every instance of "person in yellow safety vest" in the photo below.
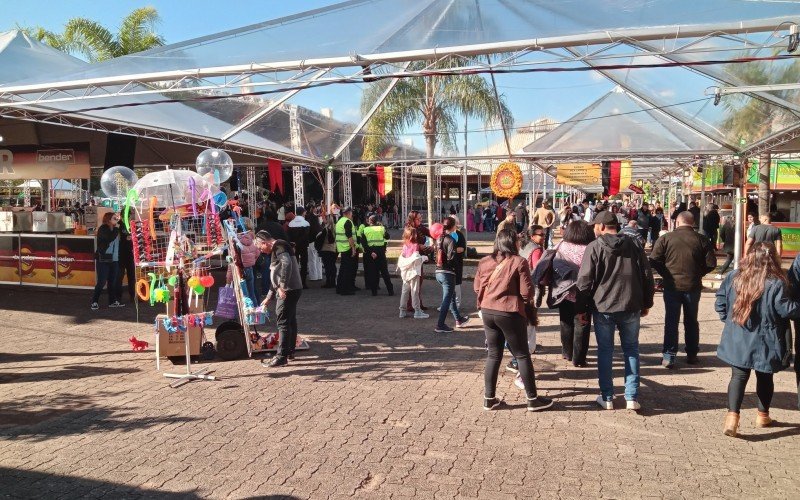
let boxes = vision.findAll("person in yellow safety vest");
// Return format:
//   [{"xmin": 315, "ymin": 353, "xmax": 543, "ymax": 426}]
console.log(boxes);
[
  {"xmin": 361, "ymin": 214, "xmax": 395, "ymax": 296},
  {"xmin": 335, "ymin": 207, "xmax": 358, "ymax": 295},
  {"xmin": 355, "ymin": 217, "xmax": 368, "ymax": 289}
]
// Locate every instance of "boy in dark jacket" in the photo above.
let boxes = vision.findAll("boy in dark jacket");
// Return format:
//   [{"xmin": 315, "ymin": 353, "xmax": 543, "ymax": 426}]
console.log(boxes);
[{"xmin": 577, "ymin": 210, "xmax": 655, "ymax": 412}]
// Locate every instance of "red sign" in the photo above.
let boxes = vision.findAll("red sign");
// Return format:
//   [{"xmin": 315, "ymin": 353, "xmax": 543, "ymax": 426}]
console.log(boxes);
[
  {"xmin": 0, "ymin": 144, "xmax": 90, "ymax": 180},
  {"xmin": 628, "ymin": 184, "xmax": 645, "ymax": 194}
]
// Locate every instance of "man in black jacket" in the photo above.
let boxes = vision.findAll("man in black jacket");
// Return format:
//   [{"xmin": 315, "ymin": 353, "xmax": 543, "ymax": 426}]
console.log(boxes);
[
  {"xmin": 577, "ymin": 210, "xmax": 655, "ymax": 412},
  {"xmin": 650, "ymin": 211, "xmax": 716, "ymax": 368}
]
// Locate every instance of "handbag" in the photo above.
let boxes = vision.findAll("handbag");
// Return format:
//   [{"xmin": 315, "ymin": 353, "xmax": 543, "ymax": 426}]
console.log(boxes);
[{"xmin": 214, "ymin": 285, "xmax": 239, "ymax": 319}]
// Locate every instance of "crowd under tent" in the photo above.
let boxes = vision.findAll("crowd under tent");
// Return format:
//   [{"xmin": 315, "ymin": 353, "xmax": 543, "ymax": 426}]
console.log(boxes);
[{"xmin": 2, "ymin": 0, "xmax": 800, "ymax": 261}]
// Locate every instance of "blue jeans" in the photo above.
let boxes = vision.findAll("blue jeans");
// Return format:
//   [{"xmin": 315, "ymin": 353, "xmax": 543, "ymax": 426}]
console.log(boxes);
[
  {"xmin": 662, "ymin": 289, "xmax": 701, "ymax": 358},
  {"xmin": 259, "ymin": 255, "xmax": 271, "ymax": 300},
  {"xmin": 243, "ymin": 266, "xmax": 258, "ymax": 306},
  {"xmin": 435, "ymin": 272, "xmax": 462, "ymax": 328},
  {"xmin": 92, "ymin": 260, "xmax": 120, "ymax": 304},
  {"xmin": 593, "ymin": 311, "xmax": 641, "ymax": 401}
]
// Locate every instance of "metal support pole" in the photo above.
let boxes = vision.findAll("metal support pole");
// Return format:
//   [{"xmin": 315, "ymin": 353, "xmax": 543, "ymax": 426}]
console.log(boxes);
[
  {"xmin": 325, "ymin": 167, "xmax": 333, "ymax": 208},
  {"xmin": 245, "ymin": 165, "xmax": 257, "ymax": 218},
  {"xmin": 461, "ymin": 162, "xmax": 468, "ymax": 236},
  {"xmin": 733, "ymin": 186, "xmax": 744, "ymax": 270},
  {"xmin": 699, "ymin": 163, "xmax": 706, "ymax": 234},
  {"xmin": 401, "ymin": 166, "xmax": 409, "ymax": 219},
  {"xmin": 289, "ymin": 105, "xmax": 304, "ymax": 207},
  {"xmin": 343, "ymin": 165, "xmax": 353, "ymax": 209}
]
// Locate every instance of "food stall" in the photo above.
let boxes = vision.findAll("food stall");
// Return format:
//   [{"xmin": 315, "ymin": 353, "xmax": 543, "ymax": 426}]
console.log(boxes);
[{"xmin": 0, "ymin": 144, "xmax": 95, "ymax": 288}]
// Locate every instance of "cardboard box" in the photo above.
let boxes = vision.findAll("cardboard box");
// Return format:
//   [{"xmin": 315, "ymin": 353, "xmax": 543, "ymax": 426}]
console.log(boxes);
[{"xmin": 155, "ymin": 313, "xmax": 203, "ymax": 357}]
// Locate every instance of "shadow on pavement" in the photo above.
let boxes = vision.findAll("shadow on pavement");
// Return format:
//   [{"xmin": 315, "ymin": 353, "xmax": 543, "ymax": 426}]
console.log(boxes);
[
  {"xmin": 0, "ymin": 365, "xmax": 141, "ymax": 384},
  {"xmin": 0, "ymin": 467, "xmax": 202, "ymax": 499},
  {"xmin": 0, "ymin": 393, "xmax": 199, "ymax": 442}
]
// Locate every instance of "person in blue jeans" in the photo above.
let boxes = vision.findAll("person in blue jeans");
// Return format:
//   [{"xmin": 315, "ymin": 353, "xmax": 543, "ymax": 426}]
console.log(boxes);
[
  {"xmin": 577, "ymin": 210, "xmax": 655, "ymax": 411},
  {"xmin": 434, "ymin": 217, "xmax": 469, "ymax": 333},
  {"xmin": 649, "ymin": 211, "xmax": 716, "ymax": 368}
]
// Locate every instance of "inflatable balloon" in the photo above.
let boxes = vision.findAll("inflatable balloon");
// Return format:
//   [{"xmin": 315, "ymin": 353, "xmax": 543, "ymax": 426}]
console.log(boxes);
[
  {"xmin": 200, "ymin": 275, "xmax": 214, "ymax": 287},
  {"xmin": 196, "ymin": 148, "xmax": 233, "ymax": 184},
  {"xmin": 429, "ymin": 223, "xmax": 444, "ymax": 240},
  {"xmin": 101, "ymin": 166, "xmax": 138, "ymax": 199}
]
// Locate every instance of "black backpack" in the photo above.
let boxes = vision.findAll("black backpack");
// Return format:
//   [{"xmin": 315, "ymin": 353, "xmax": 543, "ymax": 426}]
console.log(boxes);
[
  {"xmin": 531, "ymin": 244, "xmax": 560, "ymax": 287},
  {"xmin": 313, "ymin": 230, "xmax": 326, "ymax": 252}
]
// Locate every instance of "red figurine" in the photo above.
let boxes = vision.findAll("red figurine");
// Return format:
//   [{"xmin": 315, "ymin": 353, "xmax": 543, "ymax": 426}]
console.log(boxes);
[{"xmin": 129, "ymin": 336, "xmax": 149, "ymax": 351}]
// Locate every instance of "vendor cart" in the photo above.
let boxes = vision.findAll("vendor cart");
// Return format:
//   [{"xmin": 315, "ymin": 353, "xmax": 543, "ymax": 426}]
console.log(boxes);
[{"xmin": 214, "ymin": 220, "xmax": 309, "ymax": 360}]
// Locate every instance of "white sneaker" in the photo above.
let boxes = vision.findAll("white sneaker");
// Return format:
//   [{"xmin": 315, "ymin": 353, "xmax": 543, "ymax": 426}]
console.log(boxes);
[
  {"xmin": 596, "ymin": 395, "xmax": 614, "ymax": 410},
  {"xmin": 399, "ymin": 310, "xmax": 408, "ymax": 318},
  {"xmin": 514, "ymin": 375, "xmax": 525, "ymax": 390},
  {"xmin": 714, "ymin": 273, "xmax": 723, "ymax": 279},
  {"xmin": 626, "ymin": 400, "xmax": 641, "ymax": 411},
  {"xmin": 413, "ymin": 311, "xmax": 429, "ymax": 319}
]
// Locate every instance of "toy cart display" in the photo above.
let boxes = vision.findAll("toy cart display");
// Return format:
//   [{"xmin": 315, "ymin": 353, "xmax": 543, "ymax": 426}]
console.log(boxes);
[
  {"xmin": 128, "ymin": 169, "xmax": 226, "ymax": 387},
  {"xmin": 214, "ymin": 219, "xmax": 309, "ymax": 361}
]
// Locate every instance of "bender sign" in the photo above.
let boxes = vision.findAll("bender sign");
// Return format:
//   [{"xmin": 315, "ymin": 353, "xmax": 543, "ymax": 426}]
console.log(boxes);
[{"xmin": 0, "ymin": 146, "xmax": 89, "ymax": 180}]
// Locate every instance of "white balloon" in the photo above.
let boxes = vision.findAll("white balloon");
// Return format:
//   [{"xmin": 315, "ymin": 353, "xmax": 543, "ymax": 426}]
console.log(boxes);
[
  {"xmin": 100, "ymin": 166, "xmax": 138, "ymax": 199},
  {"xmin": 195, "ymin": 148, "xmax": 233, "ymax": 184}
]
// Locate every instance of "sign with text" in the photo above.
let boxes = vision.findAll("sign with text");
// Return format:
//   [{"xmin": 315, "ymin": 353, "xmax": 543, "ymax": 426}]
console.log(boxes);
[
  {"xmin": 0, "ymin": 145, "xmax": 90, "ymax": 180},
  {"xmin": 55, "ymin": 236, "xmax": 96, "ymax": 289},
  {"xmin": 18, "ymin": 234, "xmax": 57, "ymax": 287},
  {"xmin": 556, "ymin": 163, "xmax": 601, "ymax": 186}
]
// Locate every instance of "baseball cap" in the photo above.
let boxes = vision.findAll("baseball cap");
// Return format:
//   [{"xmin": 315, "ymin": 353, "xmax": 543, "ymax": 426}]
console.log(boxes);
[{"xmin": 588, "ymin": 211, "xmax": 618, "ymax": 226}]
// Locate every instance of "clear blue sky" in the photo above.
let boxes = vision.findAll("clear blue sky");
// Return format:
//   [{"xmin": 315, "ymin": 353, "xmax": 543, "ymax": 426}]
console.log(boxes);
[{"xmin": 1, "ymin": 1, "xmax": 613, "ymax": 154}]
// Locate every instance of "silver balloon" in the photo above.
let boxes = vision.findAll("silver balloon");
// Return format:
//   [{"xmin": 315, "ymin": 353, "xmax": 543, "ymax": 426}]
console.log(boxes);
[
  {"xmin": 100, "ymin": 166, "xmax": 138, "ymax": 199},
  {"xmin": 195, "ymin": 148, "xmax": 233, "ymax": 185}
]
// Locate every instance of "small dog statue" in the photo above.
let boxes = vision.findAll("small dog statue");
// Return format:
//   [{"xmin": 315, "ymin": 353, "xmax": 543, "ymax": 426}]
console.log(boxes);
[{"xmin": 129, "ymin": 336, "xmax": 149, "ymax": 351}]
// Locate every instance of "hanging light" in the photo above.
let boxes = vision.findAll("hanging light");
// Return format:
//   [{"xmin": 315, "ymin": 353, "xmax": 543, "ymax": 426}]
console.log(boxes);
[{"xmin": 788, "ymin": 24, "xmax": 799, "ymax": 53}]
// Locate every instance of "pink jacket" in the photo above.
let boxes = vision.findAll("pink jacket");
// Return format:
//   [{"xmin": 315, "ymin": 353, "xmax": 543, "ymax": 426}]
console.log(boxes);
[{"xmin": 238, "ymin": 232, "xmax": 261, "ymax": 268}]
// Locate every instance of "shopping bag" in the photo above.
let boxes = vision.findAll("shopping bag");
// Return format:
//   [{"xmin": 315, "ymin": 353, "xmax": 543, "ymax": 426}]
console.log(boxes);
[{"xmin": 215, "ymin": 285, "xmax": 238, "ymax": 319}]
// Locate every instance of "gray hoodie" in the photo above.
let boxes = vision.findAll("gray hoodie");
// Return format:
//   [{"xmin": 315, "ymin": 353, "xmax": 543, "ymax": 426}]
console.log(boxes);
[{"xmin": 576, "ymin": 233, "xmax": 655, "ymax": 314}]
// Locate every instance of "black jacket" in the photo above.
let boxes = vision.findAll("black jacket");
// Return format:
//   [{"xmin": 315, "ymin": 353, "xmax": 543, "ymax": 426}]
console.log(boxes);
[
  {"xmin": 576, "ymin": 233, "xmax": 655, "ymax": 313},
  {"xmin": 435, "ymin": 234, "xmax": 458, "ymax": 274},
  {"xmin": 649, "ymin": 226, "xmax": 716, "ymax": 292}
]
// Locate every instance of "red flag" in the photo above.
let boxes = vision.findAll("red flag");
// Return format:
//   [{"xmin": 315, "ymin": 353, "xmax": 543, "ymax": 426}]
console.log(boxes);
[
  {"xmin": 267, "ymin": 159, "xmax": 283, "ymax": 194},
  {"xmin": 376, "ymin": 166, "xmax": 385, "ymax": 198},
  {"xmin": 609, "ymin": 161, "xmax": 621, "ymax": 195}
]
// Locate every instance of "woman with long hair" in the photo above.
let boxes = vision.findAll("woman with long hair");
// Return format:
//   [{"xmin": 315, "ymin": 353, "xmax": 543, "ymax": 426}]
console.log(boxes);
[
  {"xmin": 319, "ymin": 214, "xmax": 338, "ymax": 289},
  {"xmin": 397, "ymin": 226, "xmax": 428, "ymax": 319},
  {"xmin": 475, "ymin": 229, "xmax": 553, "ymax": 412},
  {"xmin": 91, "ymin": 211, "xmax": 124, "ymax": 310},
  {"xmin": 555, "ymin": 220, "xmax": 595, "ymax": 366},
  {"xmin": 404, "ymin": 210, "xmax": 430, "ymax": 311},
  {"xmin": 715, "ymin": 242, "xmax": 800, "ymax": 437},
  {"xmin": 434, "ymin": 217, "xmax": 468, "ymax": 332}
]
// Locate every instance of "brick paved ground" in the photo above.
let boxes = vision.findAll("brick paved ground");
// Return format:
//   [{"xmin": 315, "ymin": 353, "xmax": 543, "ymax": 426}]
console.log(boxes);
[{"xmin": 2, "ymin": 255, "xmax": 800, "ymax": 498}]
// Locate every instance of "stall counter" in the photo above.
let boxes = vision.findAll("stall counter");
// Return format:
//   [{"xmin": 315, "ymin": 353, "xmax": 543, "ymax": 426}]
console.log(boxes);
[{"xmin": 0, "ymin": 233, "xmax": 96, "ymax": 288}]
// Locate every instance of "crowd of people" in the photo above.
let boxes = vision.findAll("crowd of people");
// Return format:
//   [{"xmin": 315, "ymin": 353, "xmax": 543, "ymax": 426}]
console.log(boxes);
[{"xmin": 89, "ymin": 190, "xmax": 800, "ymax": 433}]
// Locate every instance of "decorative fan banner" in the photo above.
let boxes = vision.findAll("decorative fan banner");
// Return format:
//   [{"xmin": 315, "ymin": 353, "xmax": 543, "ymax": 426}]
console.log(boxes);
[
  {"xmin": 267, "ymin": 159, "xmax": 283, "ymax": 194},
  {"xmin": 490, "ymin": 162, "xmax": 523, "ymax": 199},
  {"xmin": 608, "ymin": 160, "xmax": 632, "ymax": 195},
  {"xmin": 556, "ymin": 163, "xmax": 601, "ymax": 187}
]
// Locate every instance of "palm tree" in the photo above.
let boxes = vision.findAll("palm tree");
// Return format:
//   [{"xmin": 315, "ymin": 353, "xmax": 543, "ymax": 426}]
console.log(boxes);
[
  {"xmin": 719, "ymin": 56, "xmax": 800, "ymax": 215},
  {"xmin": 23, "ymin": 7, "xmax": 164, "ymax": 62},
  {"xmin": 361, "ymin": 58, "xmax": 513, "ymax": 225}
]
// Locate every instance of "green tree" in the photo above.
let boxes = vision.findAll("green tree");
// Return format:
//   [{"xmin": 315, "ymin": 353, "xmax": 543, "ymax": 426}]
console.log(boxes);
[
  {"xmin": 22, "ymin": 7, "xmax": 164, "ymax": 62},
  {"xmin": 360, "ymin": 58, "xmax": 512, "ymax": 224},
  {"xmin": 719, "ymin": 57, "xmax": 800, "ymax": 215}
]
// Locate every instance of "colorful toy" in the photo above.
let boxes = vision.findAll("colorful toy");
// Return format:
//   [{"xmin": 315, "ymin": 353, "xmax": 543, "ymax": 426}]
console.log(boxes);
[{"xmin": 129, "ymin": 336, "xmax": 149, "ymax": 351}]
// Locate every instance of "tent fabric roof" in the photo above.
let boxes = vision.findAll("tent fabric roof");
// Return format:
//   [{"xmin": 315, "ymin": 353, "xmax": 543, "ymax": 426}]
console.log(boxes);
[
  {"xmin": 521, "ymin": 87, "xmax": 730, "ymax": 157},
  {"xmin": 0, "ymin": 31, "xmax": 304, "ymax": 162},
  {"xmin": 6, "ymin": 0, "xmax": 800, "ymax": 84}
]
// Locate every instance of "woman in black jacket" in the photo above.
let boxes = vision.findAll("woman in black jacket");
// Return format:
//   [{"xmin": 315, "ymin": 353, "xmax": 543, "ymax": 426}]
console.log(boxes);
[
  {"xmin": 91, "ymin": 212, "xmax": 124, "ymax": 310},
  {"xmin": 715, "ymin": 242, "xmax": 800, "ymax": 437},
  {"xmin": 434, "ymin": 217, "xmax": 468, "ymax": 333}
]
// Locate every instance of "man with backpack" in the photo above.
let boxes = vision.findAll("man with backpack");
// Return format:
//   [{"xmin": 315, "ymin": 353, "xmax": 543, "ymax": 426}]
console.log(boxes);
[{"xmin": 576, "ymin": 210, "xmax": 655, "ymax": 411}]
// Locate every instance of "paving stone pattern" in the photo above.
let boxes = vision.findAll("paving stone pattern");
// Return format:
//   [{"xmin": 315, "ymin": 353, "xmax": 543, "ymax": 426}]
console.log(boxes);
[{"xmin": 1, "ymin": 272, "xmax": 800, "ymax": 499}]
